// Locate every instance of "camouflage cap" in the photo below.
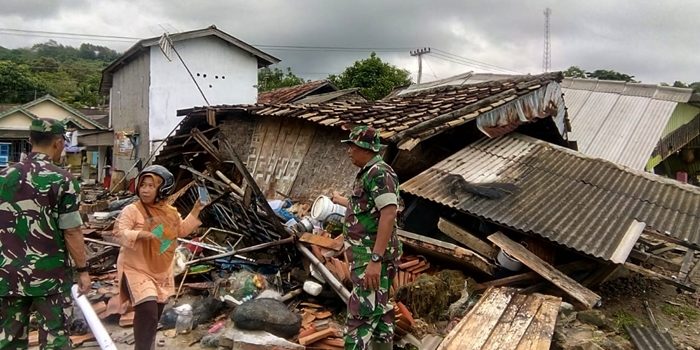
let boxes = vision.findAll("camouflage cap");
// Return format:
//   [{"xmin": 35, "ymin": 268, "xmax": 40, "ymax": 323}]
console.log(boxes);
[
  {"xmin": 30, "ymin": 118, "xmax": 66, "ymax": 135},
  {"xmin": 341, "ymin": 125, "xmax": 383, "ymax": 152}
]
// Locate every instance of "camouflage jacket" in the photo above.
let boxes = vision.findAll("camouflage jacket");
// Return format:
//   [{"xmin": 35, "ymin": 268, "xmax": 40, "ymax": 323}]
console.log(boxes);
[
  {"xmin": 344, "ymin": 155, "xmax": 402, "ymax": 264},
  {"xmin": 0, "ymin": 152, "xmax": 82, "ymax": 296}
]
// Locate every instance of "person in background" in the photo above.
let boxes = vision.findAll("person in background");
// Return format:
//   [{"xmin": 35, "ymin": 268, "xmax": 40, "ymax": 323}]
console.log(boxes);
[
  {"xmin": 112, "ymin": 165, "xmax": 203, "ymax": 350},
  {"xmin": 331, "ymin": 125, "xmax": 402, "ymax": 350},
  {"xmin": 0, "ymin": 118, "xmax": 90, "ymax": 349}
]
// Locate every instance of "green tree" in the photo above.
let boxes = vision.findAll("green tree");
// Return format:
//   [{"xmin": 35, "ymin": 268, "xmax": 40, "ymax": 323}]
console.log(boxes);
[
  {"xmin": 563, "ymin": 66, "xmax": 587, "ymax": 78},
  {"xmin": 689, "ymin": 82, "xmax": 700, "ymax": 93},
  {"xmin": 672, "ymin": 81, "xmax": 688, "ymax": 88},
  {"xmin": 0, "ymin": 41, "xmax": 118, "ymax": 107},
  {"xmin": 587, "ymin": 69, "xmax": 637, "ymax": 82},
  {"xmin": 328, "ymin": 52, "xmax": 412, "ymax": 100},
  {"xmin": 258, "ymin": 67, "xmax": 305, "ymax": 92},
  {"xmin": 0, "ymin": 60, "xmax": 47, "ymax": 103}
]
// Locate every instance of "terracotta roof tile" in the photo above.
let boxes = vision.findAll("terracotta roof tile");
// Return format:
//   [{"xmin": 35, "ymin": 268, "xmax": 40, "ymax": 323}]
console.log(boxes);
[
  {"xmin": 182, "ymin": 73, "xmax": 565, "ymax": 149},
  {"xmin": 257, "ymin": 80, "xmax": 334, "ymax": 104}
]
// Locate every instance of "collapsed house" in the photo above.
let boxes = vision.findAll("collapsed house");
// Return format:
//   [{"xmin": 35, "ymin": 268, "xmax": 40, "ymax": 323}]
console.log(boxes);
[{"xmin": 76, "ymin": 71, "xmax": 700, "ymax": 349}]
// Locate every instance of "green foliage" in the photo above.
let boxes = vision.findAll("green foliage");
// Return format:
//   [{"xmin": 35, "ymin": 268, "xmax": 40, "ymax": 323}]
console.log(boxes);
[
  {"xmin": 586, "ymin": 69, "xmax": 637, "ymax": 82},
  {"xmin": 562, "ymin": 66, "xmax": 637, "ymax": 82},
  {"xmin": 0, "ymin": 41, "xmax": 117, "ymax": 107},
  {"xmin": 690, "ymin": 82, "xmax": 700, "ymax": 93},
  {"xmin": 661, "ymin": 303, "xmax": 699, "ymax": 322},
  {"xmin": 612, "ymin": 310, "xmax": 639, "ymax": 331},
  {"xmin": 257, "ymin": 66, "xmax": 306, "ymax": 92},
  {"xmin": 328, "ymin": 52, "xmax": 411, "ymax": 101},
  {"xmin": 0, "ymin": 61, "xmax": 48, "ymax": 103},
  {"xmin": 562, "ymin": 66, "xmax": 587, "ymax": 78}
]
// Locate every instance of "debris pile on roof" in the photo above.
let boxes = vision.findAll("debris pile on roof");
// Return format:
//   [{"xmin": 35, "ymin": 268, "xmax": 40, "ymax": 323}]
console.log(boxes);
[{"xmin": 68, "ymin": 74, "xmax": 700, "ymax": 349}]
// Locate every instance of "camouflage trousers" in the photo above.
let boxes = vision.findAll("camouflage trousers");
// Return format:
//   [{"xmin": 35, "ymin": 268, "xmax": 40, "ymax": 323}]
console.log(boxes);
[
  {"xmin": 344, "ymin": 261, "xmax": 396, "ymax": 350},
  {"xmin": 0, "ymin": 294, "xmax": 72, "ymax": 350}
]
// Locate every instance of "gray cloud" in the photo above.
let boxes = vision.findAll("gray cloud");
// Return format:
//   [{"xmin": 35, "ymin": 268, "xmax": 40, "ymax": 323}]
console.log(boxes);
[
  {"xmin": 0, "ymin": 0, "xmax": 699, "ymax": 84},
  {"xmin": 0, "ymin": 0, "xmax": 87, "ymax": 19}
]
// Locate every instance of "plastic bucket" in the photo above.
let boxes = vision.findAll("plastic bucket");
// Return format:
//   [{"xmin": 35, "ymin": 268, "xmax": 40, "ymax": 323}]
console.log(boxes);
[
  {"xmin": 496, "ymin": 249, "xmax": 523, "ymax": 272},
  {"xmin": 311, "ymin": 195, "xmax": 347, "ymax": 222}
]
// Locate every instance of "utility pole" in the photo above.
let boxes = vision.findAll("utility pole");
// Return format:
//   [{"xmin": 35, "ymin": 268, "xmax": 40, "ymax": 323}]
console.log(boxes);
[
  {"xmin": 410, "ymin": 47, "xmax": 431, "ymax": 84},
  {"xmin": 543, "ymin": 8, "xmax": 552, "ymax": 72}
]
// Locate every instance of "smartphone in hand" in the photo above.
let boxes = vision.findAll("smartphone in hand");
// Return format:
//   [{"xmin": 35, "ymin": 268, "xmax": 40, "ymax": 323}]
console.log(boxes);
[{"xmin": 197, "ymin": 185, "xmax": 211, "ymax": 206}]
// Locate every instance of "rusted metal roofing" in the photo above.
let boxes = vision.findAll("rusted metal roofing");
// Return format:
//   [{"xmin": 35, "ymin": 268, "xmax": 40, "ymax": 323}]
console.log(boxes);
[
  {"xmin": 257, "ymin": 80, "xmax": 336, "ymax": 104},
  {"xmin": 401, "ymin": 133, "xmax": 700, "ymax": 262},
  {"xmin": 294, "ymin": 88, "xmax": 366, "ymax": 104},
  {"xmin": 561, "ymin": 78, "xmax": 695, "ymax": 170},
  {"xmin": 179, "ymin": 73, "xmax": 566, "ymax": 150},
  {"xmin": 625, "ymin": 326, "xmax": 676, "ymax": 350}
]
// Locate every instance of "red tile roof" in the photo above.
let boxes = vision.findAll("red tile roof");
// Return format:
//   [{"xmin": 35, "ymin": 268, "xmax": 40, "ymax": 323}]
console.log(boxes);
[
  {"xmin": 181, "ymin": 73, "xmax": 565, "ymax": 150},
  {"xmin": 257, "ymin": 80, "xmax": 335, "ymax": 104}
]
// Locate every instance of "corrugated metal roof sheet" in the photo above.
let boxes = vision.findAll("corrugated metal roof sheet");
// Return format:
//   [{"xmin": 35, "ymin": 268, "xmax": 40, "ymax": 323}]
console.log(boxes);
[
  {"xmin": 401, "ymin": 133, "xmax": 700, "ymax": 262},
  {"xmin": 563, "ymin": 84, "xmax": 683, "ymax": 169},
  {"xmin": 626, "ymin": 326, "xmax": 676, "ymax": 350}
]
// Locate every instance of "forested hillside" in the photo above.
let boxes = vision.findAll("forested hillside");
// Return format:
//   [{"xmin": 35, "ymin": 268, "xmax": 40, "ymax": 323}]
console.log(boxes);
[{"xmin": 0, "ymin": 40, "xmax": 120, "ymax": 107}]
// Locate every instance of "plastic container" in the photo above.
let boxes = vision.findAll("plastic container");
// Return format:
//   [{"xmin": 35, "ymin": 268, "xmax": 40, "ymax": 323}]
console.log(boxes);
[
  {"xmin": 175, "ymin": 304, "xmax": 194, "ymax": 334},
  {"xmin": 496, "ymin": 249, "xmax": 523, "ymax": 272},
  {"xmin": 310, "ymin": 195, "xmax": 346, "ymax": 222}
]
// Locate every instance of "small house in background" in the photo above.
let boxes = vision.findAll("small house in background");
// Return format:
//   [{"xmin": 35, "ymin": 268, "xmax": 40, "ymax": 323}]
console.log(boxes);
[
  {"xmin": 100, "ymin": 25, "xmax": 279, "ymax": 178},
  {"xmin": 0, "ymin": 94, "xmax": 110, "ymax": 181},
  {"xmin": 560, "ymin": 78, "xmax": 700, "ymax": 184}
]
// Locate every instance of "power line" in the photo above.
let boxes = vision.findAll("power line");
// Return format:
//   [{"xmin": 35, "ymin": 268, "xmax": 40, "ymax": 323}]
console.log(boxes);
[
  {"xmin": 424, "ymin": 57, "xmax": 439, "ymax": 79},
  {"xmin": 431, "ymin": 48, "xmax": 522, "ymax": 74},
  {"xmin": 430, "ymin": 52, "xmax": 520, "ymax": 74},
  {"xmin": 0, "ymin": 27, "xmax": 523, "ymax": 74}
]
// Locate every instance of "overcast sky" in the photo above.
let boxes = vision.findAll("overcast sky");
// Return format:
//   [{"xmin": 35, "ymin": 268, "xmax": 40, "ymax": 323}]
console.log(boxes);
[{"xmin": 0, "ymin": 0, "xmax": 698, "ymax": 84}]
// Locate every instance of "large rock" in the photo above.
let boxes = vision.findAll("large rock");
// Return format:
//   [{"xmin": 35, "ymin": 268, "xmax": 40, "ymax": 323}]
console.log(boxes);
[
  {"xmin": 577, "ymin": 310, "xmax": 608, "ymax": 328},
  {"xmin": 231, "ymin": 298, "xmax": 301, "ymax": 339}
]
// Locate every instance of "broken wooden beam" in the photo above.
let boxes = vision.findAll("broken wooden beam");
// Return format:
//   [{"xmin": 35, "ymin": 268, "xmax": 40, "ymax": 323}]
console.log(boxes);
[
  {"xmin": 488, "ymin": 232, "xmax": 601, "ymax": 309},
  {"xmin": 624, "ymin": 262, "xmax": 696, "ymax": 293},
  {"xmin": 397, "ymin": 229, "xmax": 496, "ymax": 276},
  {"xmin": 438, "ymin": 218, "xmax": 497, "ymax": 259},
  {"xmin": 678, "ymin": 249, "xmax": 695, "ymax": 282},
  {"xmin": 474, "ymin": 260, "xmax": 594, "ymax": 291},
  {"xmin": 629, "ymin": 249, "xmax": 681, "ymax": 271}
]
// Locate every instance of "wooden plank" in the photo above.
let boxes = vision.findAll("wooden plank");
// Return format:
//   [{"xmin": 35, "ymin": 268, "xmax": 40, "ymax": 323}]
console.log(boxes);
[
  {"xmin": 515, "ymin": 295, "xmax": 561, "ymax": 350},
  {"xmin": 688, "ymin": 258, "xmax": 700, "ymax": 281},
  {"xmin": 438, "ymin": 218, "xmax": 497, "ymax": 259},
  {"xmin": 474, "ymin": 260, "xmax": 594, "ymax": 291},
  {"xmin": 678, "ymin": 249, "xmax": 695, "ymax": 282},
  {"xmin": 488, "ymin": 232, "xmax": 601, "ymax": 309},
  {"xmin": 299, "ymin": 233, "xmax": 344, "ymax": 251},
  {"xmin": 482, "ymin": 294, "xmax": 543, "ymax": 350},
  {"xmin": 624, "ymin": 262, "xmax": 696, "ymax": 292},
  {"xmin": 398, "ymin": 229, "xmax": 496, "ymax": 276},
  {"xmin": 438, "ymin": 287, "xmax": 516, "ymax": 350},
  {"xmin": 629, "ymin": 249, "xmax": 681, "ymax": 271}
]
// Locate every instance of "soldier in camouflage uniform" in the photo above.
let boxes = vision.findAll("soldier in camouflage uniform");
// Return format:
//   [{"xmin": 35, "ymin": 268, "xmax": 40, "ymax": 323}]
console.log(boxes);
[
  {"xmin": 0, "ymin": 119, "xmax": 91, "ymax": 350},
  {"xmin": 331, "ymin": 125, "xmax": 402, "ymax": 350}
]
